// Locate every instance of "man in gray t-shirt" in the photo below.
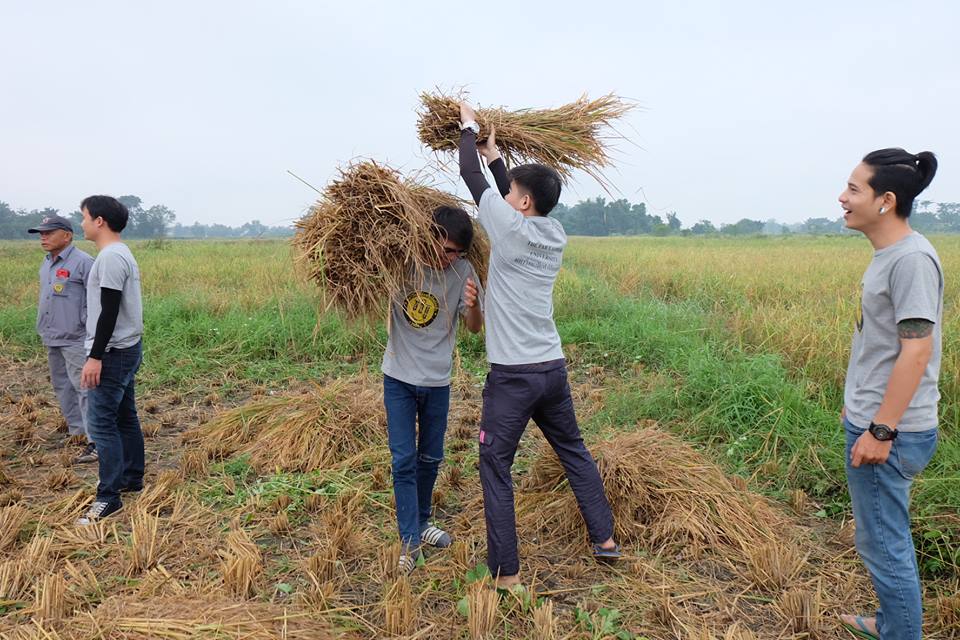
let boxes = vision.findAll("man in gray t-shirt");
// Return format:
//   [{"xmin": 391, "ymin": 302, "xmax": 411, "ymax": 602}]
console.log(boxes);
[
  {"xmin": 382, "ymin": 258, "xmax": 482, "ymax": 386},
  {"xmin": 459, "ymin": 102, "xmax": 619, "ymax": 590},
  {"xmin": 382, "ymin": 206, "xmax": 483, "ymax": 575},
  {"xmin": 844, "ymin": 233, "xmax": 943, "ymax": 432},
  {"xmin": 84, "ymin": 242, "xmax": 144, "ymax": 354},
  {"xmin": 837, "ymin": 149, "xmax": 941, "ymax": 640},
  {"xmin": 76, "ymin": 195, "xmax": 146, "ymax": 527}
]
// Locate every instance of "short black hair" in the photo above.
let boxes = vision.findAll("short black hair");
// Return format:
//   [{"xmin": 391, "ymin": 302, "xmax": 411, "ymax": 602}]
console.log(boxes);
[
  {"xmin": 862, "ymin": 148, "xmax": 938, "ymax": 219},
  {"xmin": 433, "ymin": 206, "xmax": 474, "ymax": 250},
  {"xmin": 508, "ymin": 164, "xmax": 562, "ymax": 215},
  {"xmin": 80, "ymin": 195, "xmax": 129, "ymax": 232}
]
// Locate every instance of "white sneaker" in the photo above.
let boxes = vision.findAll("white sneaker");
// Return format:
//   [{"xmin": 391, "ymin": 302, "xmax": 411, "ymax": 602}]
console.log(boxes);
[{"xmin": 77, "ymin": 500, "xmax": 122, "ymax": 525}]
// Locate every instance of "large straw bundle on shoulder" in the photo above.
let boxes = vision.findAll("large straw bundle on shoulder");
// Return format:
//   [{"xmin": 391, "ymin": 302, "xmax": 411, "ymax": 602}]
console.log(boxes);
[
  {"xmin": 417, "ymin": 92, "xmax": 633, "ymax": 186},
  {"xmin": 293, "ymin": 161, "xmax": 489, "ymax": 319}
]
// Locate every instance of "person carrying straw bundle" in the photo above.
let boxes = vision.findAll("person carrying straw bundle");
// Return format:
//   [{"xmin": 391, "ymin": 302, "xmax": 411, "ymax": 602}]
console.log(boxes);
[
  {"xmin": 293, "ymin": 161, "xmax": 488, "ymax": 575},
  {"xmin": 456, "ymin": 101, "xmax": 620, "ymax": 591},
  {"xmin": 380, "ymin": 205, "xmax": 484, "ymax": 575}
]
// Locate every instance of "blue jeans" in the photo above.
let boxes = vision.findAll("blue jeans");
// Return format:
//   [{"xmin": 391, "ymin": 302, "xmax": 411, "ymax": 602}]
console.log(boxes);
[
  {"xmin": 87, "ymin": 341, "xmax": 144, "ymax": 504},
  {"xmin": 844, "ymin": 418, "xmax": 938, "ymax": 640},
  {"xmin": 383, "ymin": 375, "xmax": 450, "ymax": 546}
]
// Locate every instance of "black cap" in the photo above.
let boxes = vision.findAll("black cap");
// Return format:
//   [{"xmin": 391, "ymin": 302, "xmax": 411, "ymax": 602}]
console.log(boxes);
[{"xmin": 28, "ymin": 215, "xmax": 74, "ymax": 234}]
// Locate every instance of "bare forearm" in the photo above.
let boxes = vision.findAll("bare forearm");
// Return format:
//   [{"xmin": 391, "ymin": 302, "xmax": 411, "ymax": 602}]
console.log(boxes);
[
  {"xmin": 465, "ymin": 306, "xmax": 483, "ymax": 333},
  {"xmin": 873, "ymin": 342, "xmax": 932, "ymax": 427}
]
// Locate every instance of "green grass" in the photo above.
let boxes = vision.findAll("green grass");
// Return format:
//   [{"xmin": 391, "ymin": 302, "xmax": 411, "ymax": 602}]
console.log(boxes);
[
  {"xmin": 1, "ymin": 237, "xmax": 956, "ymax": 576},
  {"xmin": 556, "ymin": 256, "xmax": 959, "ymax": 576}
]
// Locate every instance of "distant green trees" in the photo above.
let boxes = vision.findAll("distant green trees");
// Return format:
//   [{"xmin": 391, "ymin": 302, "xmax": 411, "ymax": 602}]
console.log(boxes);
[
  {"xmin": 0, "ymin": 196, "xmax": 292, "ymax": 239},
  {"xmin": 4, "ymin": 195, "xmax": 960, "ymax": 239}
]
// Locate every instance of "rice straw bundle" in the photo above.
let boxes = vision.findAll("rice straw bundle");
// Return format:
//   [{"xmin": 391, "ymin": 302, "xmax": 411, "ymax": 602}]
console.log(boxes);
[
  {"xmin": 183, "ymin": 377, "xmax": 385, "ymax": 473},
  {"xmin": 0, "ymin": 504, "xmax": 28, "ymax": 551},
  {"xmin": 293, "ymin": 160, "xmax": 489, "ymax": 319},
  {"xmin": 519, "ymin": 427, "xmax": 783, "ymax": 555},
  {"xmin": 53, "ymin": 595, "xmax": 338, "ymax": 639},
  {"xmin": 417, "ymin": 92, "xmax": 633, "ymax": 186}
]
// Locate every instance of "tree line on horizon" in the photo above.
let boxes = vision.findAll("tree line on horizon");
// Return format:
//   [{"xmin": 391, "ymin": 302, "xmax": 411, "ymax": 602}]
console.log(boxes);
[{"xmin": 3, "ymin": 196, "xmax": 959, "ymax": 240}]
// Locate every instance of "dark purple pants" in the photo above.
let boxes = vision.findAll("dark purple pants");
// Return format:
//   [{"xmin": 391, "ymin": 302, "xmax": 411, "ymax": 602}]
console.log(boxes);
[{"xmin": 478, "ymin": 359, "xmax": 614, "ymax": 577}]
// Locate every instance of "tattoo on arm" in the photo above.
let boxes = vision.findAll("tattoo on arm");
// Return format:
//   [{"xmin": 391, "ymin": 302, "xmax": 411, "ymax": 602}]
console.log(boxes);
[{"xmin": 898, "ymin": 318, "xmax": 934, "ymax": 339}]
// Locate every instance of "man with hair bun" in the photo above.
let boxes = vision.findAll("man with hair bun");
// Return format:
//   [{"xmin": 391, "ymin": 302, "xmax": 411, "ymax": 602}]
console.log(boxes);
[{"xmin": 837, "ymin": 148, "xmax": 941, "ymax": 640}]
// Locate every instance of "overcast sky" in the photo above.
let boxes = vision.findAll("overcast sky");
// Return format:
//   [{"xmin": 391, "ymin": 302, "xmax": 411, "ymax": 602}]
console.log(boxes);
[{"xmin": 2, "ymin": 1, "xmax": 957, "ymax": 227}]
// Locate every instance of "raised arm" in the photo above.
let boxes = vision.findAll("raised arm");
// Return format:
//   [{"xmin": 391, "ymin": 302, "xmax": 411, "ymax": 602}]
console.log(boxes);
[
  {"xmin": 479, "ymin": 126, "xmax": 510, "ymax": 198},
  {"xmin": 458, "ymin": 102, "xmax": 491, "ymax": 205},
  {"xmin": 459, "ymin": 132, "xmax": 490, "ymax": 205}
]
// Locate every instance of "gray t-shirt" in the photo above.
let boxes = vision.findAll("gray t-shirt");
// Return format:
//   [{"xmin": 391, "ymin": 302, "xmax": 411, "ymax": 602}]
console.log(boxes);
[
  {"xmin": 381, "ymin": 260, "xmax": 480, "ymax": 387},
  {"xmin": 844, "ymin": 232, "xmax": 943, "ymax": 432},
  {"xmin": 477, "ymin": 188, "xmax": 565, "ymax": 365},
  {"xmin": 85, "ymin": 242, "xmax": 144, "ymax": 353}
]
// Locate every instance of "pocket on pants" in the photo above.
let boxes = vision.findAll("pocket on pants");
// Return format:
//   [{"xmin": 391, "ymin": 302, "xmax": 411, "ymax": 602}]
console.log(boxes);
[
  {"xmin": 98, "ymin": 351, "xmax": 122, "ymax": 381},
  {"xmin": 890, "ymin": 430, "xmax": 938, "ymax": 479},
  {"xmin": 481, "ymin": 372, "xmax": 494, "ymax": 400},
  {"xmin": 479, "ymin": 429, "xmax": 495, "ymax": 447}
]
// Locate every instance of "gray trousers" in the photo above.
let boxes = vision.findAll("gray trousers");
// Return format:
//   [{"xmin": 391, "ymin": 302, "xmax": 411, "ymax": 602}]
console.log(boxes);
[{"xmin": 47, "ymin": 344, "xmax": 89, "ymax": 439}]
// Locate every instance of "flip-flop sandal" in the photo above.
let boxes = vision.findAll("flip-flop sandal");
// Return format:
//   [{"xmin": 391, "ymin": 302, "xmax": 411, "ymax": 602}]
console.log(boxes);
[
  {"xmin": 842, "ymin": 616, "xmax": 878, "ymax": 640},
  {"xmin": 593, "ymin": 543, "xmax": 622, "ymax": 564}
]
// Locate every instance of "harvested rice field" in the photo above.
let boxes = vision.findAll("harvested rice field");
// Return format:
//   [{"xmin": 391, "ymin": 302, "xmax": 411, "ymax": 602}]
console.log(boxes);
[{"xmin": 0, "ymin": 237, "xmax": 957, "ymax": 639}]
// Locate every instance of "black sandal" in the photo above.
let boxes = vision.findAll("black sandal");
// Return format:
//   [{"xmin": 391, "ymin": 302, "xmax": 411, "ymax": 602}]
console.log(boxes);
[{"xmin": 593, "ymin": 543, "xmax": 622, "ymax": 563}]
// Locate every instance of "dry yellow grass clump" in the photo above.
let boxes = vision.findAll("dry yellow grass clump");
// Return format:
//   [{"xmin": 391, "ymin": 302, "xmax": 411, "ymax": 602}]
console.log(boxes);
[
  {"xmin": 9, "ymin": 595, "xmax": 341, "ymax": 639},
  {"xmin": 521, "ymin": 427, "xmax": 782, "ymax": 555},
  {"xmin": 417, "ymin": 92, "xmax": 633, "ymax": 186},
  {"xmin": 183, "ymin": 377, "xmax": 386, "ymax": 472},
  {"xmin": 292, "ymin": 160, "xmax": 489, "ymax": 319}
]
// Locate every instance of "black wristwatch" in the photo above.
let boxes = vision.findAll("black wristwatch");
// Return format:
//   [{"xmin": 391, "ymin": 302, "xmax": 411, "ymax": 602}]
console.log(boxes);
[{"xmin": 868, "ymin": 422, "xmax": 898, "ymax": 441}]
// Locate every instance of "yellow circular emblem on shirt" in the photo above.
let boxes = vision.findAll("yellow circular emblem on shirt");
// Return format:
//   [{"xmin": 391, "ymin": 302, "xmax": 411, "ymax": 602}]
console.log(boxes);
[
  {"xmin": 53, "ymin": 283, "xmax": 65, "ymax": 293},
  {"xmin": 403, "ymin": 291, "xmax": 440, "ymax": 328}
]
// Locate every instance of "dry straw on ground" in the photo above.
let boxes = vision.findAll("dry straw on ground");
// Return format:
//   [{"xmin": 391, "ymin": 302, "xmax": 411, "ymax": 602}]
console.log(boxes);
[
  {"xmin": 293, "ymin": 160, "xmax": 489, "ymax": 319},
  {"xmin": 183, "ymin": 377, "xmax": 385, "ymax": 473},
  {"xmin": 18, "ymin": 596, "xmax": 339, "ymax": 639},
  {"xmin": 531, "ymin": 599, "xmax": 557, "ymax": 640},
  {"xmin": 219, "ymin": 529, "xmax": 262, "ymax": 599},
  {"xmin": 126, "ymin": 508, "xmax": 162, "ymax": 575},
  {"xmin": 0, "ymin": 358, "xmax": 908, "ymax": 639},
  {"xmin": 382, "ymin": 576, "xmax": 416, "ymax": 637},
  {"xmin": 0, "ymin": 504, "xmax": 28, "ymax": 551},
  {"xmin": 520, "ymin": 427, "xmax": 782, "ymax": 554},
  {"xmin": 466, "ymin": 580, "xmax": 499, "ymax": 640},
  {"xmin": 417, "ymin": 91, "xmax": 633, "ymax": 186}
]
